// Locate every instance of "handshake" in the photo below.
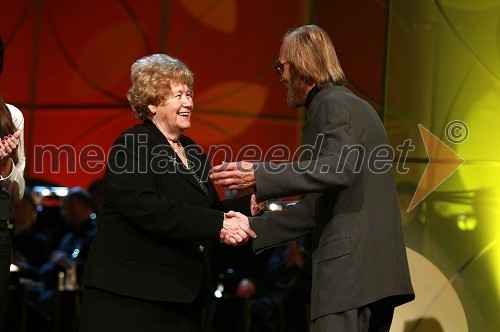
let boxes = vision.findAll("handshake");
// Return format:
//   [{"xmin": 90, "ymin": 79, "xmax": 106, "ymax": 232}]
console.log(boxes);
[{"xmin": 221, "ymin": 211, "xmax": 257, "ymax": 246}]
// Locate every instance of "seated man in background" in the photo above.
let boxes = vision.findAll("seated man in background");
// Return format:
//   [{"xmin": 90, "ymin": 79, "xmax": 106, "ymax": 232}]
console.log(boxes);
[
  {"xmin": 38, "ymin": 187, "xmax": 97, "ymax": 316},
  {"xmin": 11, "ymin": 188, "xmax": 50, "ymax": 281},
  {"xmin": 238, "ymin": 235, "xmax": 312, "ymax": 332}
]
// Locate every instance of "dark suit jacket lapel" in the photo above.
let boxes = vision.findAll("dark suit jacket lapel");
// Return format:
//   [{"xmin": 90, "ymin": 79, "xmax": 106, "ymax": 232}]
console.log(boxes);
[
  {"xmin": 143, "ymin": 120, "xmax": 210, "ymax": 198},
  {"xmin": 181, "ymin": 139, "xmax": 211, "ymax": 197}
]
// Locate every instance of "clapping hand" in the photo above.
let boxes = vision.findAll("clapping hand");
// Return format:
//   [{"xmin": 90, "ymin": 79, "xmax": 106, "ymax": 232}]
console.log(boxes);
[
  {"xmin": 0, "ymin": 130, "xmax": 21, "ymax": 166},
  {"xmin": 220, "ymin": 211, "xmax": 256, "ymax": 246},
  {"xmin": 0, "ymin": 130, "xmax": 22, "ymax": 177}
]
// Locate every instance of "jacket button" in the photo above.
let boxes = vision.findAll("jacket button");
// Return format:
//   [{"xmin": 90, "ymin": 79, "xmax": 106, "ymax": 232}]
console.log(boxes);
[{"xmin": 198, "ymin": 245, "xmax": 204, "ymax": 252}]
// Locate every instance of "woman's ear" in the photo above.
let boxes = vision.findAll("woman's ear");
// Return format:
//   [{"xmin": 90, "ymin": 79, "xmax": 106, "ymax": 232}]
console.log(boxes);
[{"xmin": 147, "ymin": 104, "xmax": 156, "ymax": 115}]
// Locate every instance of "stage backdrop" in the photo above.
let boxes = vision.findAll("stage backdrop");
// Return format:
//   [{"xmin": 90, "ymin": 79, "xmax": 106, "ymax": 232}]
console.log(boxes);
[{"xmin": 0, "ymin": 0, "xmax": 385, "ymax": 189}]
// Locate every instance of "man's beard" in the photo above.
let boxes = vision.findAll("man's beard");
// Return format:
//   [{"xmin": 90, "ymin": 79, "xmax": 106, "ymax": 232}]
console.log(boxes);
[{"xmin": 286, "ymin": 75, "xmax": 308, "ymax": 109}]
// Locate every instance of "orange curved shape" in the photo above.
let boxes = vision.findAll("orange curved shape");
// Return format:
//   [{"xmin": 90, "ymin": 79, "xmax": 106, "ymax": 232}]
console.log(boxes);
[
  {"xmin": 196, "ymin": 80, "xmax": 269, "ymax": 115},
  {"xmin": 181, "ymin": 0, "xmax": 237, "ymax": 33}
]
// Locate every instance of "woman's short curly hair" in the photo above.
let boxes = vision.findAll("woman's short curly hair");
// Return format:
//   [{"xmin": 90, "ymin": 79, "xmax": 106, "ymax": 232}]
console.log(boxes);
[{"xmin": 126, "ymin": 54, "xmax": 194, "ymax": 120}]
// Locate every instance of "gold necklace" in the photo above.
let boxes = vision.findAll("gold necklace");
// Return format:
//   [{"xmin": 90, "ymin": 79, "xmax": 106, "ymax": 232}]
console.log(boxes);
[
  {"xmin": 173, "ymin": 141, "xmax": 189, "ymax": 168},
  {"xmin": 151, "ymin": 118, "xmax": 189, "ymax": 168}
]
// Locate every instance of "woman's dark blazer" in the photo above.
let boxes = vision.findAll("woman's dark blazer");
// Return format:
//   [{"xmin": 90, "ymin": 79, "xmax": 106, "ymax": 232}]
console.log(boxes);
[{"xmin": 82, "ymin": 120, "xmax": 247, "ymax": 304}]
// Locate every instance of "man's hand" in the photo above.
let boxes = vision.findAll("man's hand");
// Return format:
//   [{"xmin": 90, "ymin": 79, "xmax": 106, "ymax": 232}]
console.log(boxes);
[
  {"xmin": 49, "ymin": 250, "xmax": 71, "ymax": 269},
  {"xmin": 210, "ymin": 161, "xmax": 256, "ymax": 190},
  {"xmin": 220, "ymin": 210, "xmax": 256, "ymax": 246},
  {"xmin": 250, "ymin": 194, "xmax": 265, "ymax": 216},
  {"xmin": 236, "ymin": 278, "xmax": 256, "ymax": 298}
]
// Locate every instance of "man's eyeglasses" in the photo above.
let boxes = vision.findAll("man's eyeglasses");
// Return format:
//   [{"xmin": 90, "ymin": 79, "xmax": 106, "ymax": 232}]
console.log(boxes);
[{"xmin": 274, "ymin": 61, "xmax": 289, "ymax": 76}]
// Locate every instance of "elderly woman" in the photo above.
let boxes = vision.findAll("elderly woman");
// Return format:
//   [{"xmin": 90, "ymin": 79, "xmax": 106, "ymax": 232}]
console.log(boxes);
[{"xmin": 80, "ymin": 54, "xmax": 258, "ymax": 331}]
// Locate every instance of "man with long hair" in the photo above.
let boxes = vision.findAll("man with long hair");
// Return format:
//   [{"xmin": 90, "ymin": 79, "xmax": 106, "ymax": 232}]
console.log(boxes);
[{"xmin": 211, "ymin": 25, "xmax": 415, "ymax": 331}]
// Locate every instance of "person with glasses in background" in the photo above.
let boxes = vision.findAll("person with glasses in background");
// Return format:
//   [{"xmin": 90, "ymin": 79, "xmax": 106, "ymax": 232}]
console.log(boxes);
[
  {"xmin": 0, "ymin": 35, "xmax": 26, "ymax": 326},
  {"xmin": 211, "ymin": 25, "xmax": 415, "ymax": 332}
]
